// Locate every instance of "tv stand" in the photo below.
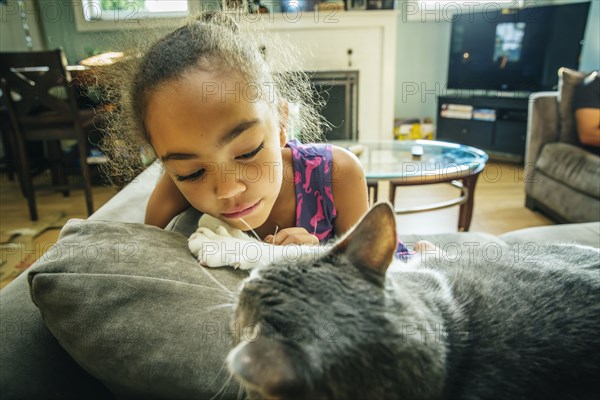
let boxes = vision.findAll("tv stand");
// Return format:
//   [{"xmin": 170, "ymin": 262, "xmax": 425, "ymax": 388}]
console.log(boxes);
[{"xmin": 436, "ymin": 95, "xmax": 528, "ymax": 163}]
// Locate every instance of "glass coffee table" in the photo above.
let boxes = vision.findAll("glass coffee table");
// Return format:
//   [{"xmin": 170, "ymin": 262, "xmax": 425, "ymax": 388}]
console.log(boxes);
[{"xmin": 332, "ymin": 140, "xmax": 489, "ymax": 231}]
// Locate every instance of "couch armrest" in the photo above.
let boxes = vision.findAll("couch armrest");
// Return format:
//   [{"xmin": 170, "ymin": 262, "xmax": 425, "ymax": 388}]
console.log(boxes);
[
  {"xmin": 89, "ymin": 162, "xmax": 162, "ymax": 223},
  {"xmin": 526, "ymin": 92, "xmax": 559, "ymax": 168},
  {"xmin": 499, "ymin": 222, "xmax": 600, "ymax": 248},
  {"xmin": 0, "ymin": 271, "xmax": 115, "ymax": 399}
]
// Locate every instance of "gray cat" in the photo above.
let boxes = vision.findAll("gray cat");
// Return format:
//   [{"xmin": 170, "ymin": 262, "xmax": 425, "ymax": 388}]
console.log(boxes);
[{"xmin": 227, "ymin": 203, "xmax": 600, "ymax": 400}]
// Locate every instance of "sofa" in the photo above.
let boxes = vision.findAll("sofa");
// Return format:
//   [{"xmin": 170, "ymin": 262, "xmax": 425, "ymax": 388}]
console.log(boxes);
[
  {"xmin": 525, "ymin": 68, "xmax": 600, "ymax": 223},
  {"xmin": 1, "ymin": 163, "xmax": 599, "ymax": 399}
]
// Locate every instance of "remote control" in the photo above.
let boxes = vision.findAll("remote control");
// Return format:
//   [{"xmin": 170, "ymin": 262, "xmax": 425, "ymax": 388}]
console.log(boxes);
[{"xmin": 411, "ymin": 145, "xmax": 424, "ymax": 156}]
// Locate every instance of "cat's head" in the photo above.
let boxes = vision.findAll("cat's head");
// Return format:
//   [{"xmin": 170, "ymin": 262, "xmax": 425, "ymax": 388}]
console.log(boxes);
[{"xmin": 227, "ymin": 203, "xmax": 416, "ymax": 399}]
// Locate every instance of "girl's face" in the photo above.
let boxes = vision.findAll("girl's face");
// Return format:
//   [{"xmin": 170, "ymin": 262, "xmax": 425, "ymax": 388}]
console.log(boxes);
[{"xmin": 145, "ymin": 69, "xmax": 287, "ymax": 231}]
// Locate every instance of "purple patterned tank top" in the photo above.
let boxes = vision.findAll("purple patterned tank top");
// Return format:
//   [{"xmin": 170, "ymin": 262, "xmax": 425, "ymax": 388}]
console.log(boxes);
[
  {"xmin": 285, "ymin": 140, "xmax": 411, "ymax": 260},
  {"xmin": 286, "ymin": 140, "xmax": 337, "ymax": 243}
]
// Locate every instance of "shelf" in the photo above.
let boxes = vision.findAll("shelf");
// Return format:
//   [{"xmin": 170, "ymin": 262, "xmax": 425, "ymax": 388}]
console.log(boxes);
[{"xmin": 436, "ymin": 95, "xmax": 527, "ymax": 163}]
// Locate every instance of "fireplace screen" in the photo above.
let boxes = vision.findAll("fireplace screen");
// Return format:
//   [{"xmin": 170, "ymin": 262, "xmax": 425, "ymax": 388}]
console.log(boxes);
[{"xmin": 310, "ymin": 70, "xmax": 359, "ymax": 141}]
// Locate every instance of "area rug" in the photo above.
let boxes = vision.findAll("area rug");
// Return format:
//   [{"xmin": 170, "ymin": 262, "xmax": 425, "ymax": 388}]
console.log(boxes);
[{"xmin": 0, "ymin": 212, "xmax": 68, "ymax": 289}]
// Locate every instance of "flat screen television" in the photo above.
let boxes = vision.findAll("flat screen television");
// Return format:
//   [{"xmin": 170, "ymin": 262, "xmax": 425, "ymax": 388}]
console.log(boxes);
[{"xmin": 447, "ymin": 2, "xmax": 590, "ymax": 92}]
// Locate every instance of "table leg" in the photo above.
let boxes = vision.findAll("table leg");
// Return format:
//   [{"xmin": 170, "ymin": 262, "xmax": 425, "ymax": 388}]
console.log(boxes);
[
  {"xmin": 458, "ymin": 173, "xmax": 480, "ymax": 232},
  {"xmin": 367, "ymin": 180, "xmax": 378, "ymax": 204}
]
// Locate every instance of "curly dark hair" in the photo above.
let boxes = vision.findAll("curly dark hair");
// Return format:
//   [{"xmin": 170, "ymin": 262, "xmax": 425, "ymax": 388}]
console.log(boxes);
[{"xmin": 97, "ymin": 11, "xmax": 327, "ymax": 186}]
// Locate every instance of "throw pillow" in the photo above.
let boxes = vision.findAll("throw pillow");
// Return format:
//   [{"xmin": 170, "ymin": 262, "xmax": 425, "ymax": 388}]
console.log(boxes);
[
  {"xmin": 27, "ymin": 219, "xmax": 245, "ymax": 399},
  {"xmin": 558, "ymin": 67, "xmax": 588, "ymax": 144}
]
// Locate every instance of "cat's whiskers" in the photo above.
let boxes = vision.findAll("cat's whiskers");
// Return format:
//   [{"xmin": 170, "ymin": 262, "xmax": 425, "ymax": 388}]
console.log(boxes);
[
  {"xmin": 204, "ymin": 303, "xmax": 235, "ymax": 313},
  {"xmin": 239, "ymin": 217, "xmax": 261, "ymax": 241},
  {"xmin": 235, "ymin": 374, "xmax": 244, "ymax": 400},
  {"xmin": 208, "ymin": 363, "xmax": 236, "ymax": 400},
  {"xmin": 197, "ymin": 265, "xmax": 234, "ymax": 295},
  {"xmin": 238, "ymin": 217, "xmax": 280, "ymax": 244}
]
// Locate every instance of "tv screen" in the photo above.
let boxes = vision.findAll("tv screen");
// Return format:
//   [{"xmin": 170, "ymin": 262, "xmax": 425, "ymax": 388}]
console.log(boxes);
[{"xmin": 447, "ymin": 2, "xmax": 590, "ymax": 91}]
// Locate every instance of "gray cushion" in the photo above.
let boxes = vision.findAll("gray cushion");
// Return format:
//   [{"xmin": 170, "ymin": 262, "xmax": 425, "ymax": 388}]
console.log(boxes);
[
  {"xmin": 500, "ymin": 222, "xmax": 600, "ymax": 248},
  {"xmin": 400, "ymin": 232, "xmax": 508, "ymax": 261},
  {"xmin": 558, "ymin": 67, "xmax": 587, "ymax": 144},
  {"xmin": 527, "ymin": 169, "xmax": 600, "ymax": 223},
  {"xmin": 536, "ymin": 142, "xmax": 600, "ymax": 199},
  {"xmin": 1, "ymin": 271, "xmax": 114, "ymax": 399},
  {"xmin": 27, "ymin": 219, "xmax": 244, "ymax": 399},
  {"xmin": 401, "ymin": 232, "xmax": 506, "ymax": 249},
  {"xmin": 90, "ymin": 162, "xmax": 162, "ymax": 223}
]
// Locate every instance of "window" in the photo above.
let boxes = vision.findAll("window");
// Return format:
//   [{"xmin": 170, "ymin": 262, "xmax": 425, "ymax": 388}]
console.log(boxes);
[
  {"xmin": 82, "ymin": 0, "xmax": 189, "ymax": 21},
  {"xmin": 74, "ymin": 0, "xmax": 203, "ymax": 31}
]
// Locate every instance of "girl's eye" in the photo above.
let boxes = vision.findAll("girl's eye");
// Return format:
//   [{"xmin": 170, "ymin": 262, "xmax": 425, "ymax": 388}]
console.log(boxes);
[
  {"xmin": 236, "ymin": 142, "xmax": 264, "ymax": 160},
  {"xmin": 175, "ymin": 143, "xmax": 263, "ymax": 182},
  {"xmin": 175, "ymin": 168, "xmax": 205, "ymax": 182}
]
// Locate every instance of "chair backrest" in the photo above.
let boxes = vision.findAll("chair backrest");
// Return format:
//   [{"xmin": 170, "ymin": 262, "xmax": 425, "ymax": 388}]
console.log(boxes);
[{"xmin": 0, "ymin": 50, "xmax": 79, "ymax": 122}]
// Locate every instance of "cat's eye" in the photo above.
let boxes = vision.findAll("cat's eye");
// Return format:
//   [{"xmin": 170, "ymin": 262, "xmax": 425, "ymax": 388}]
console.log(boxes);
[
  {"xmin": 236, "ymin": 142, "xmax": 264, "ymax": 160},
  {"xmin": 175, "ymin": 168, "xmax": 205, "ymax": 182}
]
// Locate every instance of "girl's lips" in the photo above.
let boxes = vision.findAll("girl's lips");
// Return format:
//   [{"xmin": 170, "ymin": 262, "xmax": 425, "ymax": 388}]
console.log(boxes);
[{"xmin": 222, "ymin": 199, "xmax": 262, "ymax": 219}]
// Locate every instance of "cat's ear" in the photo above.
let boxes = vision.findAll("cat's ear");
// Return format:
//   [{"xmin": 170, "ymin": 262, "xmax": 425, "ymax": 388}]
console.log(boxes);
[
  {"xmin": 329, "ymin": 202, "xmax": 397, "ymax": 278},
  {"xmin": 228, "ymin": 333, "xmax": 308, "ymax": 398}
]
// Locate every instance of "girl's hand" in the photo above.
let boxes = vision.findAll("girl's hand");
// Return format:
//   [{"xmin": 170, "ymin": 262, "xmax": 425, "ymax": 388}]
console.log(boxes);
[{"xmin": 264, "ymin": 227, "xmax": 319, "ymax": 246}]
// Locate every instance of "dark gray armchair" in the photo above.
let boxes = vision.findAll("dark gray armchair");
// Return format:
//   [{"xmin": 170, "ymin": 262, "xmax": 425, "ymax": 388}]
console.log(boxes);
[{"xmin": 525, "ymin": 68, "xmax": 600, "ymax": 223}]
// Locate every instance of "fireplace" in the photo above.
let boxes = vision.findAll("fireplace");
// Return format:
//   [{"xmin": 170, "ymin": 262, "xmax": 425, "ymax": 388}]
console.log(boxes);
[
  {"xmin": 245, "ymin": 11, "xmax": 397, "ymax": 140},
  {"xmin": 310, "ymin": 70, "xmax": 359, "ymax": 141},
  {"xmin": 287, "ymin": 70, "xmax": 359, "ymax": 142}
]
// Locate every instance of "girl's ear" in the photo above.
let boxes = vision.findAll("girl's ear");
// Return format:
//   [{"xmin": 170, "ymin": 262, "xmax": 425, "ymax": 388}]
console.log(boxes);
[{"xmin": 278, "ymin": 100, "xmax": 289, "ymax": 147}]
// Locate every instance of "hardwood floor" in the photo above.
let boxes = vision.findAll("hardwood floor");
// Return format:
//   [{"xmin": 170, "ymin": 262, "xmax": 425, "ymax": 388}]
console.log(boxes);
[
  {"xmin": 384, "ymin": 162, "xmax": 553, "ymax": 235},
  {"xmin": 0, "ymin": 172, "xmax": 118, "ymax": 288},
  {"xmin": 0, "ymin": 162, "xmax": 554, "ymax": 288},
  {"xmin": 0, "ymin": 172, "xmax": 118, "ymax": 232}
]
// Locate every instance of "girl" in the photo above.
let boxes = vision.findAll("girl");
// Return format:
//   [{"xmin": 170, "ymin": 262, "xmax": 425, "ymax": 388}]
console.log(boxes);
[{"xmin": 102, "ymin": 11, "xmax": 410, "ymax": 255}]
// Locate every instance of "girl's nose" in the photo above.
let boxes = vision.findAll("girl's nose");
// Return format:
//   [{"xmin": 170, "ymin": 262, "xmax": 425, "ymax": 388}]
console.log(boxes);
[{"xmin": 215, "ymin": 168, "xmax": 246, "ymax": 200}]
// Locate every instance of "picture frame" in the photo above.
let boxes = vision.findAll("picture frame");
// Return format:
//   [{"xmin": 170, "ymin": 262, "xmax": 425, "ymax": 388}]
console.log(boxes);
[
  {"xmin": 279, "ymin": 0, "xmax": 320, "ymax": 12},
  {"xmin": 366, "ymin": 0, "xmax": 396, "ymax": 10},
  {"xmin": 348, "ymin": 0, "xmax": 367, "ymax": 11}
]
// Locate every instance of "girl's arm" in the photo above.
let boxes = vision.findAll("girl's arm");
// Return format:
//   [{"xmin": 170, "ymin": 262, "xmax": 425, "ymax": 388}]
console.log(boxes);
[
  {"xmin": 331, "ymin": 146, "xmax": 370, "ymax": 235},
  {"xmin": 145, "ymin": 172, "xmax": 191, "ymax": 228}
]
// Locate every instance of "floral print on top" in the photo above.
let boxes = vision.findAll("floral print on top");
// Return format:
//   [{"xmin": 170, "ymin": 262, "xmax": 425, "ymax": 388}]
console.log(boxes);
[
  {"xmin": 286, "ymin": 139, "xmax": 337, "ymax": 243},
  {"xmin": 285, "ymin": 140, "xmax": 410, "ymax": 259}
]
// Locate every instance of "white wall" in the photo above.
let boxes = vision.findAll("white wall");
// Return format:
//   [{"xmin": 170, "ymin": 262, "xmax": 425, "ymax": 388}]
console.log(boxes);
[
  {"xmin": 580, "ymin": 0, "xmax": 600, "ymax": 71},
  {"xmin": 394, "ymin": 18, "xmax": 451, "ymax": 122}
]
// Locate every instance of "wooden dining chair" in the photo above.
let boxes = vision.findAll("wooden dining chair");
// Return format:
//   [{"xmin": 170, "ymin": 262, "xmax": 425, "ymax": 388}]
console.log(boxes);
[
  {"xmin": 0, "ymin": 101, "xmax": 17, "ymax": 182},
  {"xmin": 0, "ymin": 50, "xmax": 97, "ymax": 220}
]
